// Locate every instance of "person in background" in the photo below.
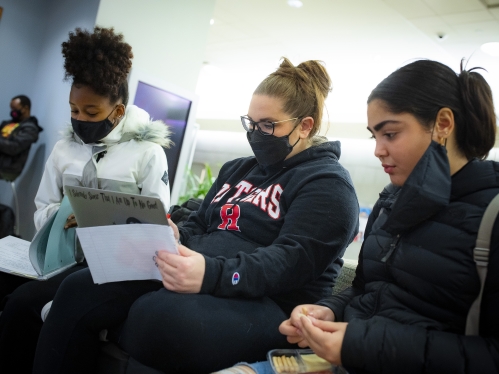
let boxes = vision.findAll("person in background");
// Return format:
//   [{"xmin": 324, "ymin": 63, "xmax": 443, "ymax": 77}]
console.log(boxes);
[
  {"xmin": 0, "ymin": 95, "xmax": 43, "ymax": 294},
  {"xmin": 276, "ymin": 60, "xmax": 499, "ymax": 374},
  {"xmin": 0, "ymin": 26, "xmax": 171, "ymax": 374},
  {"xmin": 32, "ymin": 57, "xmax": 359, "ymax": 374},
  {"xmin": 0, "ymin": 94, "xmax": 42, "ymax": 181}
]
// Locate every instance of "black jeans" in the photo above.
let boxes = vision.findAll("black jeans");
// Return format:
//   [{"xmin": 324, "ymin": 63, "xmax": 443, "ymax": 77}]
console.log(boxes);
[
  {"xmin": 33, "ymin": 268, "xmax": 292, "ymax": 374},
  {"xmin": 0, "ymin": 263, "xmax": 87, "ymax": 374},
  {"xmin": 119, "ymin": 289, "xmax": 292, "ymax": 373},
  {"xmin": 33, "ymin": 268, "xmax": 163, "ymax": 374},
  {"xmin": 0, "ymin": 271, "xmax": 31, "ymax": 305}
]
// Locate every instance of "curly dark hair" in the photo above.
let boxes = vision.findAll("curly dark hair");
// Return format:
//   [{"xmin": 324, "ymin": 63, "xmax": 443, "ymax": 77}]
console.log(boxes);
[{"xmin": 62, "ymin": 26, "xmax": 133, "ymax": 105}]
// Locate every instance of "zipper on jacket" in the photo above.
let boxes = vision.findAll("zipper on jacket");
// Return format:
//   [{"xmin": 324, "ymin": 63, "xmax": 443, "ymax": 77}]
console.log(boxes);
[{"xmin": 381, "ymin": 234, "xmax": 401, "ymax": 263}]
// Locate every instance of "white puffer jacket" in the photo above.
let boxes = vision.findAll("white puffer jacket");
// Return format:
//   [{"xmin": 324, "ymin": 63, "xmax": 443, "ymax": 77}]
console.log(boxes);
[{"xmin": 34, "ymin": 105, "xmax": 172, "ymax": 230}]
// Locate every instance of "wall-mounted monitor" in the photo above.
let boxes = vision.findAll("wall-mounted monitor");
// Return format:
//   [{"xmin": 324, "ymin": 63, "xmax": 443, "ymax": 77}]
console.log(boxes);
[{"xmin": 128, "ymin": 69, "xmax": 199, "ymax": 205}]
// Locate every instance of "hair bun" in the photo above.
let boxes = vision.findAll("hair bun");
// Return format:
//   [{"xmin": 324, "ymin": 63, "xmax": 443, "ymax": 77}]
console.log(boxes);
[
  {"xmin": 62, "ymin": 26, "xmax": 133, "ymax": 99},
  {"xmin": 296, "ymin": 60, "xmax": 332, "ymax": 99},
  {"xmin": 254, "ymin": 57, "xmax": 332, "ymax": 139}
]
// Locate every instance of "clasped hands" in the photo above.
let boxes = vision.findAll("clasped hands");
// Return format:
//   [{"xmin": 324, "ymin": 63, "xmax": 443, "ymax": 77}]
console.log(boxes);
[
  {"xmin": 153, "ymin": 219, "xmax": 205, "ymax": 293},
  {"xmin": 279, "ymin": 304, "xmax": 348, "ymax": 366}
]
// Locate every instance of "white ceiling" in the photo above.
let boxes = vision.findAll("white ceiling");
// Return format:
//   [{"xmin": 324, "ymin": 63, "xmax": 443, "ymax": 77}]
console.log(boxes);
[{"xmin": 195, "ymin": 0, "xmax": 499, "ymax": 135}]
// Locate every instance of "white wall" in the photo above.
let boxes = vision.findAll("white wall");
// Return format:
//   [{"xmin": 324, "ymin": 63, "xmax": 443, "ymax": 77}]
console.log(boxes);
[{"xmin": 96, "ymin": 0, "xmax": 216, "ymax": 92}]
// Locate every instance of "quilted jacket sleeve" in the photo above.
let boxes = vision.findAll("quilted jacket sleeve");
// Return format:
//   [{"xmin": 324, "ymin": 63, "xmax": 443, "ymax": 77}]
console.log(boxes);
[
  {"xmin": 317, "ymin": 201, "xmax": 382, "ymax": 321},
  {"xmin": 340, "ymin": 217, "xmax": 499, "ymax": 374}
]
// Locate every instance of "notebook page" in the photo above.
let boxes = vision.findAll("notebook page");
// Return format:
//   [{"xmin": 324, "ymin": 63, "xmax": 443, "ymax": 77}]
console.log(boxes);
[
  {"xmin": 0, "ymin": 236, "xmax": 39, "ymax": 278},
  {"xmin": 76, "ymin": 224, "xmax": 178, "ymax": 284}
]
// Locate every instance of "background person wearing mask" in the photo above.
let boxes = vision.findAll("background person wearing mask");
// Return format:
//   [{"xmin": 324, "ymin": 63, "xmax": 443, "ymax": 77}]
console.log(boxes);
[
  {"xmin": 0, "ymin": 95, "xmax": 42, "ymax": 181},
  {"xmin": 0, "ymin": 94, "xmax": 42, "ymax": 301}
]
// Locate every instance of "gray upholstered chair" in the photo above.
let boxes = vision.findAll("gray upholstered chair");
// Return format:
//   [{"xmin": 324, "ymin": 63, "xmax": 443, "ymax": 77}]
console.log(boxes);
[{"xmin": 332, "ymin": 259, "xmax": 358, "ymax": 295}]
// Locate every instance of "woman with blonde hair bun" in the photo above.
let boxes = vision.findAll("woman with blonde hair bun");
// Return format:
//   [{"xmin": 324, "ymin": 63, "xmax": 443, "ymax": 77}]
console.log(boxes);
[{"xmin": 33, "ymin": 58, "xmax": 359, "ymax": 373}]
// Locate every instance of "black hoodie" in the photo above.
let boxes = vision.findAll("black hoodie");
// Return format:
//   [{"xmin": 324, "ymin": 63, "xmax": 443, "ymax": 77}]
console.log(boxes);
[
  {"xmin": 0, "ymin": 116, "xmax": 43, "ymax": 179},
  {"xmin": 179, "ymin": 140, "xmax": 359, "ymax": 314}
]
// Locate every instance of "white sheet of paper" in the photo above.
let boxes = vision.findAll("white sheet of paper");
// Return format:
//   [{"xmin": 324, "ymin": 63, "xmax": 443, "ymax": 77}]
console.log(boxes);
[
  {"xmin": 0, "ymin": 236, "xmax": 39, "ymax": 278},
  {"xmin": 76, "ymin": 224, "xmax": 178, "ymax": 284}
]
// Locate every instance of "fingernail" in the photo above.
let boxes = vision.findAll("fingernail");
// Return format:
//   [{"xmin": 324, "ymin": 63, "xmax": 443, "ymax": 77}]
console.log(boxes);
[{"xmin": 167, "ymin": 214, "xmax": 171, "ymax": 219}]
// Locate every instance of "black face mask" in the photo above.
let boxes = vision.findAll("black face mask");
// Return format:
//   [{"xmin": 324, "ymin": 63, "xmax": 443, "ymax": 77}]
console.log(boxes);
[
  {"xmin": 71, "ymin": 107, "xmax": 118, "ymax": 144},
  {"xmin": 246, "ymin": 126, "xmax": 300, "ymax": 167},
  {"xmin": 10, "ymin": 109, "xmax": 22, "ymax": 121}
]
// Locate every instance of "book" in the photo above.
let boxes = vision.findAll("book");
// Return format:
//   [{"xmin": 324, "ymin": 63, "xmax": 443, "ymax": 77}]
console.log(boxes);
[
  {"xmin": 0, "ymin": 196, "xmax": 77, "ymax": 280},
  {"xmin": 0, "ymin": 235, "xmax": 74, "ymax": 280}
]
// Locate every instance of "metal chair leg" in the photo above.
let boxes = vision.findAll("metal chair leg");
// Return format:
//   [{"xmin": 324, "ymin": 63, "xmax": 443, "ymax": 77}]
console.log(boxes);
[{"xmin": 10, "ymin": 181, "xmax": 20, "ymax": 237}]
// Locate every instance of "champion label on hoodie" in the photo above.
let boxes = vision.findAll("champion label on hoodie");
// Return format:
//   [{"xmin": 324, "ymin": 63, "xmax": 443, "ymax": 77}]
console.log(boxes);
[{"xmin": 232, "ymin": 272, "xmax": 240, "ymax": 285}]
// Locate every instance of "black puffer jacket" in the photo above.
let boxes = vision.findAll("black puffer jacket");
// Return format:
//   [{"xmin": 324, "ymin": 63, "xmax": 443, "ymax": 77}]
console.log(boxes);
[
  {"xmin": 321, "ymin": 142, "xmax": 499, "ymax": 374},
  {"xmin": 0, "ymin": 116, "xmax": 42, "ymax": 178}
]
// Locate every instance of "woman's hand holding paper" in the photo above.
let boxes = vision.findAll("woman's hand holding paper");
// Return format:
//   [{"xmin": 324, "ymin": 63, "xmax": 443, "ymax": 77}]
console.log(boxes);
[
  {"xmin": 156, "ymin": 245, "xmax": 205, "ymax": 293},
  {"xmin": 167, "ymin": 218, "xmax": 180, "ymax": 243},
  {"xmin": 64, "ymin": 214, "xmax": 78, "ymax": 229}
]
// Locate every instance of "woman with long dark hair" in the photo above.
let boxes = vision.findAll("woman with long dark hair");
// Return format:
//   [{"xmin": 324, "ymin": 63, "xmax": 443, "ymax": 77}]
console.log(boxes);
[{"xmin": 278, "ymin": 59, "xmax": 499, "ymax": 374}]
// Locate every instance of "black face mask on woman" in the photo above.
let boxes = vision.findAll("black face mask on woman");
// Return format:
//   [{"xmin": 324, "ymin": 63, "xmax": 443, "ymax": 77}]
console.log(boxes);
[
  {"xmin": 246, "ymin": 126, "xmax": 300, "ymax": 168},
  {"xmin": 71, "ymin": 107, "xmax": 118, "ymax": 144}
]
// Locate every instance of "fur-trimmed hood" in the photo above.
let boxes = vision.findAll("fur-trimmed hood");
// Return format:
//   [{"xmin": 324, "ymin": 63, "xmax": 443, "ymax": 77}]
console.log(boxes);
[{"xmin": 62, "ymin": 105, "xmax": 173, "ymax": 148}]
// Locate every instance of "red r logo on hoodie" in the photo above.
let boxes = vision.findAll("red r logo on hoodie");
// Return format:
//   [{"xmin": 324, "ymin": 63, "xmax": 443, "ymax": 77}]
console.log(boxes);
[{"xmin": 218, "ymin": 204, "xmax": 241, "ymax": 231}]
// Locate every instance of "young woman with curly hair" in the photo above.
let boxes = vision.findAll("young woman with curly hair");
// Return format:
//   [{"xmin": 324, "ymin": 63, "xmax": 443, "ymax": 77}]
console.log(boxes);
[{"xmin": 0, "ymin": 26, "xmax": 171, "ymax": 374}]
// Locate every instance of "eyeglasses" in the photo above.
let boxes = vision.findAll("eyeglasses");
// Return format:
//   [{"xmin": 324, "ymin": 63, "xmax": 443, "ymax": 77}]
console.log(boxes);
[{"xmin": 240, "ymin": 116, "xmax": 299, "ymax": 136}]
